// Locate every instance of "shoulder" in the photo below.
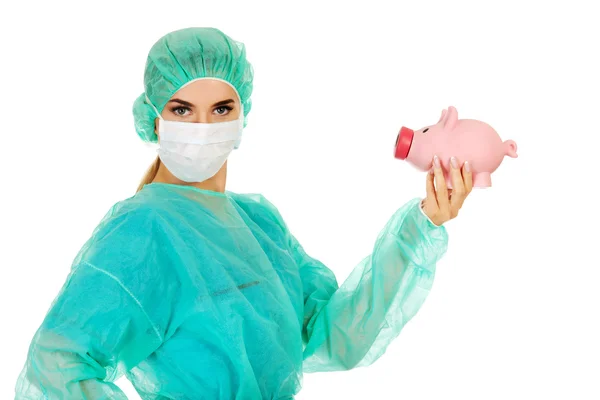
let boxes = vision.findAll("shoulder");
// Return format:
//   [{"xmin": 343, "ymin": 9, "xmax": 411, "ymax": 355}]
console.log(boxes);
[
  {"xmin": 230, "ymin": 192, "xmax": 284, "ymax": 220},
  {"xmin": 67, "ymin": 196, "xmax": 180, "ymax": 320},
  {"xmin": 72, "ymin": 194, "xmax": 168, "ymax": 272},
  {"xmin": 229, "ymin": 192, "xmax": 289, "ymax": 236},
  {"xmin": 95, "ymin": 198, "xmax": 163, "ymax": 241}
]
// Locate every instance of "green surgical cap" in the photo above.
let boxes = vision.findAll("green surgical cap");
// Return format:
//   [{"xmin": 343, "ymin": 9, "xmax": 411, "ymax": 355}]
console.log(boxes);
[{"xmin": 132, "ymin": 27, "xmax": 254, "ymax": 143}]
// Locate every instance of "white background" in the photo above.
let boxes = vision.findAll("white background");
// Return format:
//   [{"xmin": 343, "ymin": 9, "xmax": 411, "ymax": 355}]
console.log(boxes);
[{"xmin": 1, "ymin": 0, "xmax": 598, "ymax": 399}]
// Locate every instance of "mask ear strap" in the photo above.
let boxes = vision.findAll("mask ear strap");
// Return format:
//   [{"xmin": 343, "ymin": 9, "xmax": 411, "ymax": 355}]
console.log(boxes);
[
  {"xmin": 145, "ymin": 94, "xmax": 164, "ymax": 121},
  {"xmin": 233, "ymin": 103, "xmax": 244, "ymax": 149},
  {"xmin": 146, "ymin": 94, "xmax": 165, "ymax": 134}
]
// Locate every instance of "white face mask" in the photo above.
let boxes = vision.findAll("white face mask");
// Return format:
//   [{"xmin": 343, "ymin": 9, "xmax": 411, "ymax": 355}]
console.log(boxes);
[{"xmin": 156, "ymin": 112, "xmax": 243, "ymax": 183}]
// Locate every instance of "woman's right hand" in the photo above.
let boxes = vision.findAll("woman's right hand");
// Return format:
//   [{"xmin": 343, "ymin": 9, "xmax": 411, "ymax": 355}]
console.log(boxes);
[{"xmin": 421, "ymin": 155, "xmax": 473, "ymax": 226}]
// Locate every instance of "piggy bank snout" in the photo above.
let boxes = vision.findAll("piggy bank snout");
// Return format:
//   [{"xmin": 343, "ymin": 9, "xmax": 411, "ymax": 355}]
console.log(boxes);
[{"xmin": 394, "ymin": 126, "xmax": 414, "ymax": 160}]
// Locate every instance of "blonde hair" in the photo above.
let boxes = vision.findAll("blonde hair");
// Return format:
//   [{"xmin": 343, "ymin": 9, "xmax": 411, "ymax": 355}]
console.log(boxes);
[{"xmin": 137, "ymin": 156, "xmax": 161, "ymax": 193}]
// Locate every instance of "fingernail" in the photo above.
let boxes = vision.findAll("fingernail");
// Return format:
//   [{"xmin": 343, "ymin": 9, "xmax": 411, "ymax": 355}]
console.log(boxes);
[
  {"xmin": 450, "ymin": 156, "xmax": 458, "ymax": 169},
  {"xmin": 433, "ymin": 155, "xmax": 441, "ymax": 168},
  {"xmin": 464, "ymin": 161, "xmax": 471, "ymax": 172}
]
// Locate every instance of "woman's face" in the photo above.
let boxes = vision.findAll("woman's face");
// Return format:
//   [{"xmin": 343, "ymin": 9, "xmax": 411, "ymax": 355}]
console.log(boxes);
[{"xmin": 155, "ymin": 79, "xmax": 241, "ymax": 134}]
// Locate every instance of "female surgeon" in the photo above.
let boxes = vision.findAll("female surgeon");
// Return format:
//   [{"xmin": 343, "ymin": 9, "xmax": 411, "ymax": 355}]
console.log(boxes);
[{"xmin": 15, "ymin": 27, "xmax": 473, "ymax": 399}]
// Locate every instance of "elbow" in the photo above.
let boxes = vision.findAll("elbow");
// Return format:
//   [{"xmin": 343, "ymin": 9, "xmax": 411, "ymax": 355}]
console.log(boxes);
[{"xmin": 17, "ymin": 331, "xmax": 105, "ymax": 398}]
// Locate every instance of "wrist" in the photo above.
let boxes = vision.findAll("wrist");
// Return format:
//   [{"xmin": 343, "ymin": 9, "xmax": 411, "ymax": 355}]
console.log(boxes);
[{"xmin": 419, "ymin": 199, "xmax": 442, "ymax": 227}]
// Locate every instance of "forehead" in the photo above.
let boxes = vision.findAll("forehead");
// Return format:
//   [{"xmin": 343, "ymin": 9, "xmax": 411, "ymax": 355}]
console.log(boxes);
[{"xmin": 171, "ymin": 79, "xmax": 240, "ymax": 105}]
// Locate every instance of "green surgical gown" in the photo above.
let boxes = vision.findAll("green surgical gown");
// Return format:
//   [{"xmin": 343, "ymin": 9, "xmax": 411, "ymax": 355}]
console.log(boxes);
[{"xmin": 15, "ymin": 183, "xmax": 448, "ymax": 399}]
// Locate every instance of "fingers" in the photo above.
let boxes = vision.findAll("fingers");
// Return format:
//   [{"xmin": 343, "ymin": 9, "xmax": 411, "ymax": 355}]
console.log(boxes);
[
  {"xmin": 424, "ymin": 155, "xmax": 473, "ymax": 226},
  {"xmin": 449, "ymin": 157, "xmax": 466, "ymax": 214},
  {"xmin": 463, "ymin": 161, "xmax": 473, "ymax": 194},
  {"xmin": 425, "ymin": 169, "xmax": 438, "ymax": 208},
  {"xmin": 432, "ymin": 155, "xmax": 450, "ymax": 214}
]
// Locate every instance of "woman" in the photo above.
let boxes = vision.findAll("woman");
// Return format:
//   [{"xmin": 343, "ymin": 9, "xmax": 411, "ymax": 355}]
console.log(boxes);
[{"xmin": 15, "ymin": 27, "xmax": 472, "ymax": 399}]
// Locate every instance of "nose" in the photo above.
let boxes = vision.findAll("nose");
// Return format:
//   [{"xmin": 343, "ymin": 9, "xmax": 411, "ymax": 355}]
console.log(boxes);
[
  {"xmin": 394, "ymin": 127, "xmax": 414, "ymax": 160},
  {"xmin": 193, "ymin": 111, "xmax": 211, "ymax": 124}
]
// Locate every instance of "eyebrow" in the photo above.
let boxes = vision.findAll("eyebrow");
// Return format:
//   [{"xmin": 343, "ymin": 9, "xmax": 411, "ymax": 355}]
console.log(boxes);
[
  {"xmin": 168, "ymin": 98, "xmax": 236, "ymax": 108},
  {"xmin": 212, "ymin": 99, "xmax": 235, "ymax": 107},
  {"xmin": 168, "ymin": 98, "xmax": 195, "ymax": 108}
]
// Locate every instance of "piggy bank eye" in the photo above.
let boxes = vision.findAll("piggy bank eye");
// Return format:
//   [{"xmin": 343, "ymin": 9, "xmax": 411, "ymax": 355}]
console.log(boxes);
[{"xmin": 423, "ymin": 128, "xmax": 429, "ymax": 133}]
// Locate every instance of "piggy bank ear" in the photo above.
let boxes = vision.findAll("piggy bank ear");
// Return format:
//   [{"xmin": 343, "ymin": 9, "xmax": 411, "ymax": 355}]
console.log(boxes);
[
  {"xmin": 438, "ymin": 109, "xmax": 447, "ymax": 124},
  {"xmin": 443, "ymin": 106, "xmax": 458, "ymax": 130}
]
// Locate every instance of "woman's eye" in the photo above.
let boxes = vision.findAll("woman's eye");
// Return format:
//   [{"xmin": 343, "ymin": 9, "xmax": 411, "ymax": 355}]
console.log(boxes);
[
  {"xmin": 214, "ymin": 106, "xmax": 232, "ymax": 115},
  {"xmin": 423, "ymin": 128, "xmax": 429, "ymax": 133},
  {"xmin": 172, "ymin": 107, "xmax": 190, "ymax": 116}
]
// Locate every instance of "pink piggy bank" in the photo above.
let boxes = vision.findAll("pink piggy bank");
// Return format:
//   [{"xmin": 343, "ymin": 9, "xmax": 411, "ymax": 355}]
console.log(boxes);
[{"xmin": 394, "ymin": 106, "xmax": 517, "ymax": 188}]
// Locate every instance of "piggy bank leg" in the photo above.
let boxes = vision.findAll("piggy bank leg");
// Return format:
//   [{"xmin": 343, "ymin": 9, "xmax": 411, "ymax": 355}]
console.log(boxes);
[{"xmin": 473, "ymin": 172, "xmax": 492, "ymax": 188}]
